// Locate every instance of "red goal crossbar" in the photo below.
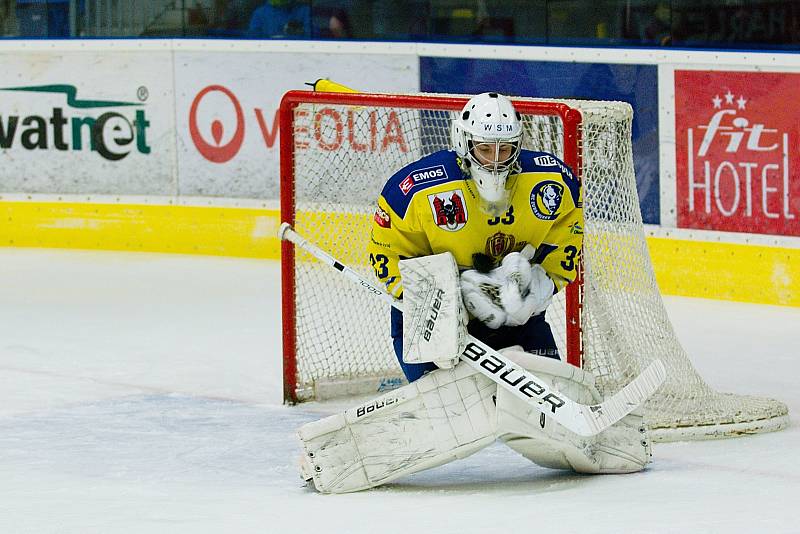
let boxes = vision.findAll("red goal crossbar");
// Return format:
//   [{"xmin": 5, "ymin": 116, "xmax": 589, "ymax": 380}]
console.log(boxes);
[{"xmin": 279, "ymin": 90, "xmax": 583, "ymax": 404}]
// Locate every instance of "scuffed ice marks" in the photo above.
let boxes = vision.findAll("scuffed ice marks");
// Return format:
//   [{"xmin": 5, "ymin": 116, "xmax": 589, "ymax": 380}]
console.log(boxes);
[{"xmin": 0, "ymin": 394, "xmax": 318, "ymax": 486}]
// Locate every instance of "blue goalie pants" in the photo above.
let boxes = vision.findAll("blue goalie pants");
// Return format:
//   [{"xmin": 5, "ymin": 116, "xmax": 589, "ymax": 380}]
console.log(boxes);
[{"xmin": 390, "ymin": 307, "xmax": 560, "ymax": 383}]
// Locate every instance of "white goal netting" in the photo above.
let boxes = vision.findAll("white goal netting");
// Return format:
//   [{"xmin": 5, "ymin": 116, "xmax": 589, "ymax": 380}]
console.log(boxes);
[{"xmin": 281, "ymin": 91, "xmax": 788, "ymax": 442}]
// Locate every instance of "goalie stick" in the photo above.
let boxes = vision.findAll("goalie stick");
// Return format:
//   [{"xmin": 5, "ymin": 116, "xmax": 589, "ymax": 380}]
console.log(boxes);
[{"xmin": 279, "ymin": 223, "xmax": 666, "ymax": 436}]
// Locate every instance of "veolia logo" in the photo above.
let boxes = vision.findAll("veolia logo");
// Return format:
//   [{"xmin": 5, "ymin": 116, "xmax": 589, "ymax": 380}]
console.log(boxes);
[
  {"xmin": 0, "ymin": 84, "xmax": 151, "ymax": 161},
  {"xmin": 189, "ymin": 85, "xmax": 245, "ymax": 163}
]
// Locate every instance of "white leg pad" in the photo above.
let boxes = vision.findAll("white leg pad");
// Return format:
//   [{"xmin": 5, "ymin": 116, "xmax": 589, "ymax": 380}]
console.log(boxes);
[
  {"xmin": 298, "ymin": 363, "xmax": 497, "ymax": 493},
  {"xmin": 496, "ymin": 349, "xmax": 652, "ymax": 474}
]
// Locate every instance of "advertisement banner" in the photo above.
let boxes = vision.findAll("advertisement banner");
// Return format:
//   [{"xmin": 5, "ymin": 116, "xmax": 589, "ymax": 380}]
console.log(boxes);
[
  {"xmin": 0, "ymin": 52, "xmax": 175, "ymax": 195},
  {"xmin": 420, "ymin": 58, "xmax": 660, "ymax": 224},
  {"xmin": 675, "ymin": 70, "xmax": 800, "ymax": 236},
  {"xmin": 174, "ymin": 52, "xmax": 419, "ymax": 199}
]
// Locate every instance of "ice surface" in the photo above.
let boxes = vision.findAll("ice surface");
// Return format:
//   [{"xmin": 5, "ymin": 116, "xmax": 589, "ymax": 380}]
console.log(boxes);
[{"xmin": 1, "ymin": 248, "xmax": 797, "ymax": 534}]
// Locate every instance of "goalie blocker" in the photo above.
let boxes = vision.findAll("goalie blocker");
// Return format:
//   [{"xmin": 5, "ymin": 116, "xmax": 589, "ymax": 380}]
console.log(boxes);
[
  {"xmin": 298, "ymin": 349, "xmax": 652, "ymax": 494},
  {"xmin": 397, "ymin": 252, "xmax": 468, "ymax": 370}
]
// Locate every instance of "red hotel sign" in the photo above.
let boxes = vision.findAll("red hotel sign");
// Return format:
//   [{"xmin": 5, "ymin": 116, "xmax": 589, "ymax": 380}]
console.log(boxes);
[{"xmin": 675, "ymin": 70, "xmax": 800, "ymax": 236}]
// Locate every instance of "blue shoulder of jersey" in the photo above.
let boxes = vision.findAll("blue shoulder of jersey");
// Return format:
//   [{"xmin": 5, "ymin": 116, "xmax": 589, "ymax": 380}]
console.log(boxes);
[
  {"xmin": 381, "ymin": 150, "xmax": 465, "ymax": 219},
  {"xmin": 518, "ymin": 150, "xmax": 581, "ymax": 206}
]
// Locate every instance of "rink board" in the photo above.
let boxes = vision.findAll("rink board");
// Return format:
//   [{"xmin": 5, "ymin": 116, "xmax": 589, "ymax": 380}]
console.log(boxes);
[{"xmin": 0, "ymin": 197, "xmax": 797, "ymax": 307}]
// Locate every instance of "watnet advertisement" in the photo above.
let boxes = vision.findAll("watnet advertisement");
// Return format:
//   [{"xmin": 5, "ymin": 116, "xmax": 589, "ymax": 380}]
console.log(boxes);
[
  {"xmin": 675, "ymin": 70, "xmax": 800, "ymax": 237},
  {"xmin": 0, "ymin": 51, "xmax": 176, "ymax": 195}
]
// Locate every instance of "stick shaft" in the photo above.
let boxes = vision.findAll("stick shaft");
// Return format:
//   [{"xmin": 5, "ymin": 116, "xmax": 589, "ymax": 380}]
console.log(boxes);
[
  {"xmin": 279, "ymin": 222, "xmax": 665, "ymax": 436},
  {"xmin": 280, "ymin": 223, "xmax": 400, "ymax": 310}
]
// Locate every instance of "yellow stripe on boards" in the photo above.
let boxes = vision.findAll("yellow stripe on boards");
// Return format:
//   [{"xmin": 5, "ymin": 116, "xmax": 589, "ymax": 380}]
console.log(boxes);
[
  {"xmin": 0, "ymin": 200, "xmax": 797, "ymax": 307},
  {"xmin": 0, "ymin": 201, "xmax": 282, "ymax": 259},
  {"xmin": 648, "ymin": 237, "xmax": 799, "ymax": 307}
]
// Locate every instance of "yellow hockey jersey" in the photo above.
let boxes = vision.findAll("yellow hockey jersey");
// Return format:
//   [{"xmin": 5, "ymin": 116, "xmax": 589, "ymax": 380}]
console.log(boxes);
[{"xmin": 367, "ymin": 149, "xmax": 583, "ymax": 299}]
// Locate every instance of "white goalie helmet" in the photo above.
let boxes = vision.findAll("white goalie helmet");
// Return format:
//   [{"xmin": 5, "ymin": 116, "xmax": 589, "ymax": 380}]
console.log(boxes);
[{"xmin": 452, "ymin": 92, "xmax": 523, "ymax": 215}]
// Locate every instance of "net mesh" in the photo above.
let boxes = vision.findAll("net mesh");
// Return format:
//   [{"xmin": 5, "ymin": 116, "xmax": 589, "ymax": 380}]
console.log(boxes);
[{"xmin": 284, "ymin": 93, "xmax": 788, "ymax": 441}]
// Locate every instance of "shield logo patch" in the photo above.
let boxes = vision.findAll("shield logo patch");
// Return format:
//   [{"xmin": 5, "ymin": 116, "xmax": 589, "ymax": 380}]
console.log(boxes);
[{"xmin": 428, "ymin": 189, "xmax": 468, "ymax": 231}]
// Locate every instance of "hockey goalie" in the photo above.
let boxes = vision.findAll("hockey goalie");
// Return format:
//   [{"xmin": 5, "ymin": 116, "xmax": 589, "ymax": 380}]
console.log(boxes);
[{"xmin": 296, "ymin": 92, "xmax": 655, "ymax": 493}]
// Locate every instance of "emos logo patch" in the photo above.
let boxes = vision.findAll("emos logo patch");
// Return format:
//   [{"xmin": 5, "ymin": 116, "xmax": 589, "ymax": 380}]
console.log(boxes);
[{"xmin": 400, "ymin": 164, "xmax": 448, "ymax": 195}]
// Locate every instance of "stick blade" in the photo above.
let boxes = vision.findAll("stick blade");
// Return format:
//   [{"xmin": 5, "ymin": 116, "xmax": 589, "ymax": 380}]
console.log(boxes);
[{"xmin": 575, "ymin": 359, "xmax": 667, "ymax": 436}]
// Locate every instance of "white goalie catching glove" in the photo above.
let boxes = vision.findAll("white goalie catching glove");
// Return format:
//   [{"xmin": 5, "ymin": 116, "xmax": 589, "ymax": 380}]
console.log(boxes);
[
  {"xmin": 498, "ymin": 252, "xmax": 555, "ymax": 327},
  {"xmin": 460, "ymin": 251, "xmax": 555, "ymax": 329},
  {"xmin": 459, "ymin": 269, "xmax": 506, "ymax": 329}
]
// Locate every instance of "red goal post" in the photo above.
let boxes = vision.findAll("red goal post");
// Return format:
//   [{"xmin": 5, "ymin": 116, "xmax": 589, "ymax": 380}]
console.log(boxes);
[{"xmin": 279, "ymin": 90, "xmax": 584, "ymax": 404}]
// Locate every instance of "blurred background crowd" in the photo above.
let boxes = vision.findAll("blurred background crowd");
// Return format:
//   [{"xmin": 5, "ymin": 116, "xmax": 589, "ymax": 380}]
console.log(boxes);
[{"xmin": 0, "ymin": 0, "xmax": 798, "ymax": 49}]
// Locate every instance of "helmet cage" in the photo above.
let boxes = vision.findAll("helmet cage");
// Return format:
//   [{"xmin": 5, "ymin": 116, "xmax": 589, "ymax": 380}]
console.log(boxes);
[
  {"xmin": 465, "ymin": 135, "xmax": 522, "ymax": 175},
  {"xmin": 450, "ymin": 92, "xmax": 523, "ymax": 213}
]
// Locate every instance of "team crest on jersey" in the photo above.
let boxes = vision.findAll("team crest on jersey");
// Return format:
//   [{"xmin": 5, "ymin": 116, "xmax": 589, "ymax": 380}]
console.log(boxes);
[
  {"xmin": 485, "ymin": 232, "xmax": 516, "ymax": 259},
  {"xmin": 428, "ymin": 189, "xmax": 468, "ymax": 231},
  {"xmin": 374, "ymin": 206, "xmax": 391, "ymax": 228},
  {"xmin": 530, "ymin": 181, "xmax": 564, "ymax": 221}
]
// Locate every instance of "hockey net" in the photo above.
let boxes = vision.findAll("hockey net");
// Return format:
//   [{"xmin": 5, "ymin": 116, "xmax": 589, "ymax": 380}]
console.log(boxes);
[{"xmin": 279, "ymin": 90, "xmax": 788, "ymax": 442}]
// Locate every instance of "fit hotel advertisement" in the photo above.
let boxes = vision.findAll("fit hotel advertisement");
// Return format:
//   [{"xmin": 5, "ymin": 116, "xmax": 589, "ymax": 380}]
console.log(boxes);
[{"xmin": 675, "ymin": 70, "xmax": 800, "ymax": 237}]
